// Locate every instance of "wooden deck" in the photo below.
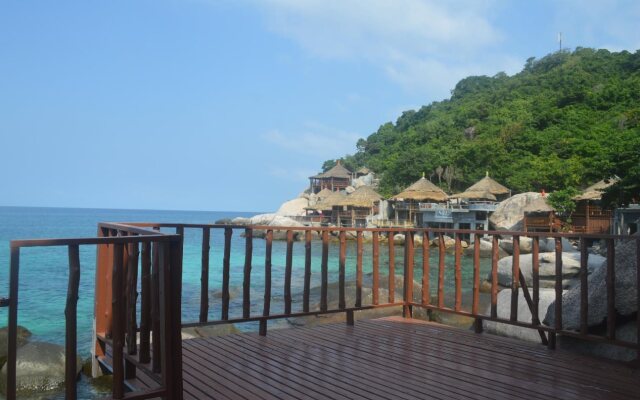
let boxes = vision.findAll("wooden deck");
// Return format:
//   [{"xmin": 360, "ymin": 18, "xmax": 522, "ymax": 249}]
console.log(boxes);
[{"xmin": 133, "ymin": 317, "xmax": 639, "ymax": 400}]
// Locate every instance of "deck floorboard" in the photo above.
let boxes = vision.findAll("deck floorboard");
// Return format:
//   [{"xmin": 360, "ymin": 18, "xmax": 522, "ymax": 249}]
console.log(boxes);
[{"xmin": 128, "ymin": 317, "xmax": 640, "ymax": 400}]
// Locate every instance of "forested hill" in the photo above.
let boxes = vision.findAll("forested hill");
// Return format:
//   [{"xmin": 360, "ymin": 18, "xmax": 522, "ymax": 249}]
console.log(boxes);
[{"xmin": 328, "ymin": 48, "xmax": 640, "ymax": 203}]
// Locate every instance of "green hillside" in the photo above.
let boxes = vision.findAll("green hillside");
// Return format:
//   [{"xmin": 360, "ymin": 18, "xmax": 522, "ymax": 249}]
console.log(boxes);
[{"xmin": 329, "ymin": 48, "xmax": 640, "ymax": 205}]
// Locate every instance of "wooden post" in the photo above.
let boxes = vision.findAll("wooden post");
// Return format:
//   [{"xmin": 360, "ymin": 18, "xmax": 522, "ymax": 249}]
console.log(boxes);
[
  {"xmin": 491, "ymin": 235, "xmax": 499, "ymax": 319},
  {"xmin": 580, "ymin": 238, "xmax": 589, "ymax": 335},
  {"xmin": 454, "ymin": 233, "xmax": 462, "ymax": 311},
  {"xmin": 200, "ymin": 227, "xmax": 210, "ymax": 324},
  {"xmin": 511, "ymin": 235, "xmax": 520, "ymax": 322},
  {"xmin": 93, "ymin": 227, "xmax": 112, "ymax": 376},
  {"xmin": 388, "ymin": 232, "xmax": 395, "ymax": 303},
  {"xmin": 303, "ymin": 230, "xmax": 312, "ymax": 313},
  {"xmin": 403, "ymin": 231, "xmax": 414, "ymax": 317},
  {"xmin": 606, "ymin": 238, "xmax": 616, "ymax": 339},
  {"xmin": 554, "ymin": 237, "xmax": 563, "ymax": 338},
  {"xmin": 262, "ymin": 230, "xmax": 273, "ymax": 336},
  {"xmin": 372, "ymin": 232, "xmax": 380, "ymax": 305},
  {"xmin": 139, "ymin": 242, "xmax": 151, "ymax": 364},
  {"xmin": 65, "ymin": 245, "xmax": 81, "ymax": 400},
  {"xmin": 111, "ymin": 243, "xmax": 125, "ymax": 399},
  {"xmin": 339, "ymin": 230, "xmax": 347, "ymax": 310},
  {"xmin": 422, "ymin": 230, "xmax": 430, "ymax": 306},
  {"xmin": 321, "ymin": 230, "xmax": 329, "ymax": 312},
  {"xmin": 284, "ymin": 230, "xmax": 294, "ymax": 315},
  {"xmin": 222, "ymin": 227, "xmax": 232, "ymax": 320},
  {"xmin": 356, "ymin": 231, "xmax": 363, "ymax": 308},
  {"xmin": 438, "ymin": 233, "xmax": 445, "ymax": 309},
  {"xmin": 151, "ymin": 242, "xmax": 161, "ymax": 374},
  {"xmin": 243, "ymin": 228, "xmax": 253, "ymax": 319}
]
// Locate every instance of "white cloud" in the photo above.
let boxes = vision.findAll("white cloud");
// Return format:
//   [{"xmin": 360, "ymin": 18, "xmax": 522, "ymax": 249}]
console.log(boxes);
[
  {"xmin": 257, "ymin": 0, "xmax": 508, "ymax": 98},
  {"xmin": 262, "ymin": 122, "xmax": 360, "ymax": 158}
]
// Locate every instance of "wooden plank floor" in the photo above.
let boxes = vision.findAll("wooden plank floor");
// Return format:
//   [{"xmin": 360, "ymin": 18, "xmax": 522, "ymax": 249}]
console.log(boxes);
[{"xmin": 175, "ymin": 317, "xmax": 639, "ymax": 400}]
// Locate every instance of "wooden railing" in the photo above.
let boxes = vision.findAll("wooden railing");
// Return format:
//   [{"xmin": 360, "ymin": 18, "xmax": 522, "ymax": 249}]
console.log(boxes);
[
  {"xmin": 3, "ymin": 223, "xmax": 639, "ymax": 399},
  {"xmin": 3, "ymin": 223, "xmax": 183, "ymax": 400}
]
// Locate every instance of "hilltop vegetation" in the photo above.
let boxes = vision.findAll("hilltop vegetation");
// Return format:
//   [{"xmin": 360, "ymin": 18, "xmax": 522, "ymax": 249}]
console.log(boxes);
[{"xmin": 328, "ymin": 48, "xmax": 640, "ymax": 205}]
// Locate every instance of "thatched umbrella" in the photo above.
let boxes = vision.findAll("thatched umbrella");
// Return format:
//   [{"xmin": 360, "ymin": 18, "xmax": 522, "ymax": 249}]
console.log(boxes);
[
  {"xmin": 392, "ymin": 176, "xmax": 448, "ymax": 202},
  {"xmin": 337, "ymin": 186, "xmax": 383, "ymax": 208},
  {"xmin": 573, "ymin": 177, "xmax": 619, "ymax": 201},
  {"xmin": 453, "ymin": 172, "xmax": 510, "ymax": 200}
]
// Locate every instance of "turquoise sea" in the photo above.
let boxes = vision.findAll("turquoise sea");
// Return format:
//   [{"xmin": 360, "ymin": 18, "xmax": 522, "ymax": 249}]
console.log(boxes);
[{"xmin": 0, "ymin": 206, "xmax": 491, "ymax": 398}]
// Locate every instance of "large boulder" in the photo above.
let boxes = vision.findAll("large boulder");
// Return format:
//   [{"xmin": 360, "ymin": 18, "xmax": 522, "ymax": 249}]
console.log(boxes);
[
  {"xmin": 0, "ymin": 326, "xmax": 31, "ymax": 365},
  {"xmin": 499, "ymin": 237, "xmax": 577, "ymax": 255},
  {"xmin": 275, "ymin": 197, "xmax": 309, "ymax": 217},
  {"xmin": 484, "ymin": 288, "xmax": 558, "ymax": 342},
  {"xmin": 544, "ymin": 237, "xmax": 637, "ymax": 330},
  {"xmin": 489, "ymin": 192, "xmax": 542, "ymax": 231},
  {"xmin": 555, "ymin": 320, "xmax": 638, "ymax": 362},
  {"xmin": 490, "ymin": 252, "xmax": 606, "ymax": 289},
  {"xmin": 0, "ymin": 341, "xmax": 81, "ymax": 394},
  {"xmin": 232, "ymin": 214, "xmax": 305, "ymax": 240}
]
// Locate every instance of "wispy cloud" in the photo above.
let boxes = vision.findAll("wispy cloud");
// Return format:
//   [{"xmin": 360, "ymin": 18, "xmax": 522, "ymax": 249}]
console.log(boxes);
[
  {"xmin": 257, "ymin": 0, "xmax": 508, "ymax": 98},
  {"xmin": 262, "ymin": 122, "xmax": 361, "ymax": 158}
]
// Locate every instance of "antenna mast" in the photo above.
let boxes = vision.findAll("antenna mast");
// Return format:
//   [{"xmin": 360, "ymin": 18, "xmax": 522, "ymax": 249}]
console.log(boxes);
[{"xmin": 558, "ymin": 32, "xmax": 562, "ymax": 51}]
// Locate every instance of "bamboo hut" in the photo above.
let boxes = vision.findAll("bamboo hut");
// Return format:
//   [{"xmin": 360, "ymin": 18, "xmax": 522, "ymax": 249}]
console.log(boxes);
[
  {"xmin": 572, "ymin": 177, "xmax": 618, "ymax": 233},
  {"xmin": 390, "ymin": 175, "xmax": 448, "ymax": 226},
  {"xmin": 524, "ymin": 197, "xmax": 558, "ymax": 232},
  {"xmin": 451, "ymin": 172, "xmax": 510, "ymax": 202},
  {"xmin": 305, "ymin": 190, "xmax": 346, "ymax": 225},
  {"xmin": 334, "ymin": 186, "xmax": 382, "ymax": 227},
  {"xmin": 309, "ymin": 160, "xmax": 352, "ymax": 194}
]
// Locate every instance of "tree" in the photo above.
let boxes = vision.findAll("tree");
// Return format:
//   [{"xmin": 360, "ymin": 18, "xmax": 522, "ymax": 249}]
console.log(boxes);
[{"xmin": 547, "ymin": 188, "xmax": 580, "ymax": 221}]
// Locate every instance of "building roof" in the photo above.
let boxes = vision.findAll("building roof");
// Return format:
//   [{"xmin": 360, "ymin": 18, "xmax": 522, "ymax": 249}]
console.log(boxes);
[
  {"xmin": 574, "ymin": 177, "xmax": 620, "ymax": 201},
  {"xmin": 306, "ymin": 190, "xmax": 346, "ymax": 211},
  {"xmin": 465, "ymin": 172, "xmax": 510, "ymax": 195},
  {"xmin": 336, "ymin": 186, "xmax": 383, "ymax": 208},
  {"xmin": 523, "ymin": 197, "xmax": 554, "ymax": 213},
  {"xmin": 315, "ymin": 188, "xmax": 333, "ymax": 200},
  {"xmin": 310, "ymin": 160, "xmax": 352, "ymax": 180},
  {"xmin": 392, "ymin": 176, "xmax": 448, "ymax": 202},
  {"xmin": 450, "ymin": 190, "xmax": 497, "ymax": 201}
]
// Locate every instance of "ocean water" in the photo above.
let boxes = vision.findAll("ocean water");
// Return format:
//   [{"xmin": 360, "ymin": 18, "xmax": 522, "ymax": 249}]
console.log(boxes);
[{"xmin": 0, "ymin": 206, "xmax": 491, "ymax": 398}]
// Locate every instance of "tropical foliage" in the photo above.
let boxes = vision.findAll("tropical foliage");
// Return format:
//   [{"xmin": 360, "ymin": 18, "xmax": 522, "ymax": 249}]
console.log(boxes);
[{"xmin": 325, "ymin": 48, "xmax": 640, "ymax": 204}]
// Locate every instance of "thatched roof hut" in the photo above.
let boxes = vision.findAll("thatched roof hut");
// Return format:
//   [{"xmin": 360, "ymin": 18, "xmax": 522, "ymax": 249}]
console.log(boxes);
[
  {"xmin": 337, "ymin": 186, "xmax": 382, "ymax": 208},
  {"xmin": 452, "ymin": 172, "xmax": 509, "ymax": 200},
  {"xmin": 307, "ymin": 191, "xmax": 346, "ymax": 211},
  {"xmin": 574, "ymin": 177, "xmax": 619, "ymax": 201},
  {"xmin": 523, "ymin": 197, "xmax": 554, "ymax": 214},
  {"xmin": 315, "ymin": 188, "xmax": 333, "ymax": 201},
  {"xmin": 392, "ymin": 176, "xmax": 448, "ymax": 202},
  {"xmin": 311, "ymin": 161, "xmax": 352, "ymax": 180}
]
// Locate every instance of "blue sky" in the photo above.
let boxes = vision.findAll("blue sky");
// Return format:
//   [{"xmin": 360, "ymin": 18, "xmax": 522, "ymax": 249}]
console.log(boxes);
[{"xmin": 1, "ymin": 1, "xmax": 639, "ymax": 212}]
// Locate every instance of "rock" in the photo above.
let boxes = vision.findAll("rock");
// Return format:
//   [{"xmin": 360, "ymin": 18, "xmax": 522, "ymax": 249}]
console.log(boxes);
[
  {"xmin": 499, "ymin": 237, "xmax": 577, "ymax": 255},
  {"xmin": 275, "ymin": 197, "xmax": 309, "ymax": 217},
  {"xmin": 489, "ymin": 192, "xmax": 542, "ymax": 231},
  {"xmin": 544, "ymin": 236, "xmax": 638, "ymax": 330},
  {"xmin": 0, "ymin": 326, "xmax": 31, "ymax": 365},
  {"xmin": 345, "ymin": 186, "xmax": 356, "ymax": 194},
  {"xmin": 0, "ymin": 342, "xmax": 81, "ymax": 394},
  {"xmin": 479, "ymin": 280, "xmax": 493, "ymax": 293},
  {"xmin": 484, "ymin": 289, "xmax": 558, "ymax": 342},
  {"xmin": 555, "ymin": 320, "xmax": 638, "ymax": 362},
  {"xmin": 430, "ymin": 235, "xmax": 455, "ymax": 249},
  {"xmin": 234, "ymin": 214, "xmax": 305, "ymax": 240},
  {"xmin": 463, "ymin": 238, "xmax": 495, "ymax": 258},
  {"xmin": 490, "ymin": 251, "xmax": 606, "ymax": 289},
  {"xmin": 393, "ymin": 234, "xmax": 405, "ymax": 245}
]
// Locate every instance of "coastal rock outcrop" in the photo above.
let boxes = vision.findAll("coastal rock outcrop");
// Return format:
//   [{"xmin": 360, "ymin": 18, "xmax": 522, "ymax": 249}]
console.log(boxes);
[
  {"xmin": 0, "ymin": 341, "xmax": 82, "ymax": 394},
  {"xmin": 275, "ymin": 197, "xmax": 309, "ymax": 217},
  {"xmin": 489, "ymin": 192, "xmax": 542, "ymax": 231},
  {"xmin": 230, "ymin": 213, "xmax": 305, "ymax": 240},
  {"xmin": 483, "ymin": 288, "xmax": 558, "ymax": 342},
  {"xmin": 544, "ymin": 236, "xmax": 637, "ymax": 330},
  {"xmin": 490, "ymin": 252, "xmax": 606, "ymax": 289}
]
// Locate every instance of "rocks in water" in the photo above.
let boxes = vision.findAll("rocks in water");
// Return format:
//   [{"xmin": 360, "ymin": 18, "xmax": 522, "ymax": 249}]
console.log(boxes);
[
  {"xmin": 0, "ymin": 325, "xmax": 31, "ymax": 366},
  {"xmin": 483, "ymin": 288, "xmax": 558, "ymax": 343},
  {"xmin": 230, "ymin": 213, "xmax": 306, "ymax": 240},
  {"xmin": 0, "ymin": 341, "xmax": 81, "ymax": 394},
  {"xmin": 490, "ymin": 251, "xmax": 606, "ymax": 289},
  {"xmin": 275, "ymin": 197, "xmax": 309, "ymax": 217},
  {"xmin": 499, "ymin": 237, "xmax": 577, "ymax": 255},
  {"xmin": 544, "ymin": 237, "xmax": 637, "ymax": 330},
  {"xmin": 489, "ymin": 192, "xmax": 542, "ymax": 231},
  {"xmin": 430, "ymin": 235, "xmax": 455, "ymax": 249}
]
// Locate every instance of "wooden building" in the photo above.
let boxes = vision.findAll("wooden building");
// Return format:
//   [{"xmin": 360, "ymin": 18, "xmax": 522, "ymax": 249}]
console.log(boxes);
[
  {"xmin": 309, "ymin": 161, "xmax": 352, "ymax": 194},
  {"xmin": 524, "ymin": 197, "xmax": 559, "ymax": 232},
  {"xmin": 305, "ymin": 190, "xmax": 346, "ymax": 225},
  {"xmin": 571, "ymin": 178, "xmax": 617, "ymax": 234},
  {"xmin": 334, "ymin": 185, "xmax": 382, "ymax": 227},
  {"xmin": 390, "ymin": 175, "xmax": 448, "ymax": 226}
]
